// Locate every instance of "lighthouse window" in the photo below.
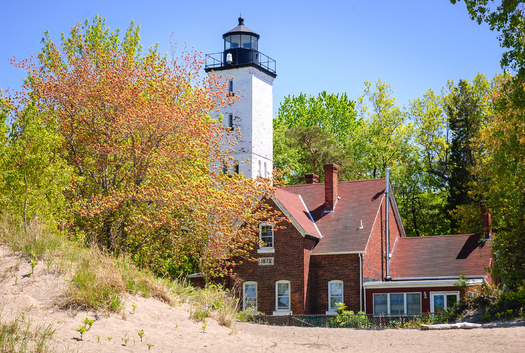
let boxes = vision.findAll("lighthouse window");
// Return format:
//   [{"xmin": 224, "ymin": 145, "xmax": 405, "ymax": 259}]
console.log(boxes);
[
  {"xmin": 224, "ymin": 34, "xmax": 240, "ymax": 50},
  {"xmin": 241, "ymin": 35, "xmax": 251, "ymax": 49},
  {"xmin": 231, "ymin": 34, "xmax": 240, "ymax": 48},
  {"xmin": 225, "ymin": 113, "xmax": 233, "ymax": 131},
  {"xmin": 228, "ymin": 80, "xmax": 234, "ymax": 96}
]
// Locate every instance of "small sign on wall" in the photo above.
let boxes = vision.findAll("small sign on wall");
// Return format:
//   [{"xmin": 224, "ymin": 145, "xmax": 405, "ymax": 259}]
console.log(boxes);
[{"xmin": 259, "ymin": 257, "xmax": 274, "ymax": 266}]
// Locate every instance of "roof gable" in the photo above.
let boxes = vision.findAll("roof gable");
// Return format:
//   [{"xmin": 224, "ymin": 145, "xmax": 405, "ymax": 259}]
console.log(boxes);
[
  {"xmin": 277, "ymin": 179, "xmax": 392, "ymax": 254},
  {"xmin": 274, "ymin": 188, "xmax": 322, "ymax": 238}
]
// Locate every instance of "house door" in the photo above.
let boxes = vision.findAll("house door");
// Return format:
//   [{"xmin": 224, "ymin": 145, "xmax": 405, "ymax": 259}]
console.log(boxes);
[{"xmin": 430, "ymin": 292, "xmax": 459, "ymax": 313}]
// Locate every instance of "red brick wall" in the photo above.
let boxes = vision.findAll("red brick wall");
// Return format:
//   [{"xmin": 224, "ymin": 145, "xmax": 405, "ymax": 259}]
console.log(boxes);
[
  {"xmin": 309, "ymin": 254, "xmax": 361, "ymax": 313},
  {"xmin": 363, "ymin": 197, "xmax": 402, "ymax": 281},
  {"xmin": 303, "ymin": 237, "xmax": 316, "ymax": 312},
  {"xmin": 233, "ymin": 201, "xmax": 315, "ymax": 315}
]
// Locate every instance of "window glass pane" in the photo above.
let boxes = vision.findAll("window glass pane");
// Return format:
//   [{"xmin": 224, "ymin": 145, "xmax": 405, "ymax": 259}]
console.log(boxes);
[
  {"xmin": 390, "ymin": 293, "xmax": 405, "ymax": 315},
  {"xmin": 329, "ymin": 282, "xmax": 343, "ymax": 311},
  {"xmin": 251, "ymin": 36, "xmax": 258, "ymax": 51},
  {"xmin": 330, "ymin": 282, "xmax": 343, "ymax": 296},
  {"xmin": 277, "ymin": 282, "xmax": 289, "ymax": 296},
  {"xmin": 244, "ymin": 283, "xmax": 257, "ymax": 310},
  {"xmin": 278, "ymin": 296, "xmax": 289, "ymax": 310},
  {"xmin": 406, "ymin": 293, "xmax": 421, "ymax": 314},
  {"xmin": 260, "ymin": 225, "xmax": 273, "ymax": 248},
  {"xmin": 224, "ymin": 35, "xmax": 232, "ymax": 50},
  {"xmin": 433, "ymin": 294, "xmax": 445, "ymax": 312},
  {"xmin": 373, "ymin": 294, "xmax": 388, "ymax": 315},
  {"xmin": 277, "ymin": 282, "xmax": 290, "ymax": 310},
  {"xmin": 224, "ymin": 113, "xmax": 233, "ymax": 130},
  {"xmin": 234, "ymin": 161, "xmax": 239, "ymax": 174},
  {"xmin": 330, "ymin": 297, "xmax": 339, "ymax": 310},
  {"xmin": 446, "ymin": 294, "xmax": 458, "ymax": 309},
  {"xmin": 230, "ymin": 34, "xmax": 240, "ymax": 48},
  {"xmin": 241, "ymin": 34, "xmax": 252, "ymax": 48}
]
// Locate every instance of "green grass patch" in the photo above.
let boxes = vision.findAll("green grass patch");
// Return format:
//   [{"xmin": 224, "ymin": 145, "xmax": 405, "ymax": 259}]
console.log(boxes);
[{"xmin": 0, "ymin": 312, "xmax": 55, "ymax": 353}]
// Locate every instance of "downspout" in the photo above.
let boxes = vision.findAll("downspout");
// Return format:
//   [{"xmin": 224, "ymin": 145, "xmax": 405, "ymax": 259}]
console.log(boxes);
[
  {"xmin": 359, "ymin": 253, "xmax": 363, "ymax": 312},
  {"xmin": 385, "ymin": 168, "xmax": 391, "ymax": 281}
]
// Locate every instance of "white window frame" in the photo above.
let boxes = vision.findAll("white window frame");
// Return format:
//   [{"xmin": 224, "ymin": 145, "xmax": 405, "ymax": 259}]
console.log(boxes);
[
  {"xmin": 327, "ymin": 280, "xmax": 344, "ymax": 315},
  {"xmin": 430, "ymin": 291, "xmax": 459, "ymax": 313},
  {"xmin": 258, "ymin": 222, "xmax": 274, "ymax": 253},
  {"xmin": 373, "ymin": 292, "xmax": 422, "ymax": 316},
  {"xmin": 274, "ymin": 280, "xmax": 291, "ymax": 315},
  {"xmin": 242, "ymin": 281, "xmax": 257, "ymax": 312},
  {"xmin": 373, "ymin": 293, "xmax": 389, "ymax": 316}
]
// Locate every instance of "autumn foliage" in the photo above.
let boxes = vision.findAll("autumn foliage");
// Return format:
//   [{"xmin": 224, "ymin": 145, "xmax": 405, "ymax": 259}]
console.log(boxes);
[{"xmin": 4, "ymin": 17, "xmax": 279, "ymax": 277}]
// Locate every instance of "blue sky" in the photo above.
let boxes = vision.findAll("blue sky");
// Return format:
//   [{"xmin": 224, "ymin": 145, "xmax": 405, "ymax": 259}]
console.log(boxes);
[{"xmin": 0, "ymin": 0, "xmax": 504, "ymax": 114}]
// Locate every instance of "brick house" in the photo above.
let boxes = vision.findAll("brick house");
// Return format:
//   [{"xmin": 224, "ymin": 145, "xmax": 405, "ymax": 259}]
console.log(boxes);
[
  {"xmin": 233, "ymin": 163, "xmax": 405, "ymax": 315},
  {"xmin": 232, "ymin": 163, "xmax": 492, "ymax": 316}
]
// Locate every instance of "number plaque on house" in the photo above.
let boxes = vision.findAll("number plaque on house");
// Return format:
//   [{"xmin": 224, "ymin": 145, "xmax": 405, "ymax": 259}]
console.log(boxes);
[{"xmin": 258, "ymin": 257, "xmax": 274, "ymax": 266}]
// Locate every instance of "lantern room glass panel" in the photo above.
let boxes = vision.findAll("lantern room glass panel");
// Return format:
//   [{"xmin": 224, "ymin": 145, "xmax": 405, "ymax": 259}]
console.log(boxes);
[
  {"xmin": 241, "ymin": 34, "xmax": 252, "ymax": 48},
  {"xmin": 224, "ymin": 34, "xmax": 241, "ymax": 50}
]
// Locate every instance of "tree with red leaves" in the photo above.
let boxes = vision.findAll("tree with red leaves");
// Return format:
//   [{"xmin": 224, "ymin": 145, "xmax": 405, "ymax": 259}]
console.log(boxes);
[{"xmin": 10, "ymin": 16, "xmax": 279, "ymax": 277}]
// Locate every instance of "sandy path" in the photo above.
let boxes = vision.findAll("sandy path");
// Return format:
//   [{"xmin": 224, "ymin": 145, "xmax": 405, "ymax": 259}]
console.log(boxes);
[{"xmin": 1, "ymin": 245, "xmax": 524, "ymax": 353}]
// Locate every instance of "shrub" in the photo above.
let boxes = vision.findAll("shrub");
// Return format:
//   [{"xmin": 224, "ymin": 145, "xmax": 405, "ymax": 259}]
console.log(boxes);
[{"xmin": 329, "ymin": 303, "xmax": 371, "ymax": 328}]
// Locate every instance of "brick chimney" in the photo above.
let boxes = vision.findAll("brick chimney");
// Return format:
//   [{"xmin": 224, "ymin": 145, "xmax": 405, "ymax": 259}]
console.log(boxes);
[
  {"xmin": 324, "ymin": 164, "xmax": 339, "ymax": 211},
  {"xmin": 305, "ymin": 173, "xmax": 319, "ymax": 184},
  {"xmin": 480, "ymin": 201, "xmax": 492, "ymax": 238}
]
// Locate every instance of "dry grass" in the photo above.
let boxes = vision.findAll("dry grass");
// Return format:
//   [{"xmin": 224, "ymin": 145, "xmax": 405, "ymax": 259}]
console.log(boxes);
[{"xmin": 0, "ymin": 215, "xmax": 239, "ymax": 327}]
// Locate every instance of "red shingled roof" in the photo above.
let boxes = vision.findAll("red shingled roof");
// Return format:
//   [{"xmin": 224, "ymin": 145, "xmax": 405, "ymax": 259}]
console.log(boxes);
[
  {"xmin": 276, "ymin": 179, "xmax": 395, "ymax": 254},
  {"xmin": 274, "ymin": 188, "xmax": 321, "ymax": 238},
  {"xmin": 389, "ymin": 234, "xmax": 491, "ymax": 279}
]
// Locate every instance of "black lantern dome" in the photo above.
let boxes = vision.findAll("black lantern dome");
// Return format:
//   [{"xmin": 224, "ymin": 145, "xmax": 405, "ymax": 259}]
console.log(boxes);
[
  {"xmin": 205, "ymin": 17, "xmax": 276, "ymax": 77},
  {"xmin": 223, "ymin": 17, "xmax": 259, "ymax": 52}
]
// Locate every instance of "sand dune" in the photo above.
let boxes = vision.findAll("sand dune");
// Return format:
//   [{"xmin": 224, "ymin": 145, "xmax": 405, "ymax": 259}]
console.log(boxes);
[{"xmin": 1, "ymin": 245, "xmax": 524, "ymax": 353}]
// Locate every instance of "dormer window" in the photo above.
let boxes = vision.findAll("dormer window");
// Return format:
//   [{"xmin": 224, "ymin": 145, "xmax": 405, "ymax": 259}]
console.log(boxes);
[{"xmin": 258, "ymin": 223, "xmax": 274, "ymax": 252}]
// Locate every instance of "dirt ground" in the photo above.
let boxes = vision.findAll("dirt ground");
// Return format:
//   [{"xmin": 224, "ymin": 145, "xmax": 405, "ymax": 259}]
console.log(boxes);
[{"xmin": 1, "ymin": 245, "xmax": 524, "ymax": 353}]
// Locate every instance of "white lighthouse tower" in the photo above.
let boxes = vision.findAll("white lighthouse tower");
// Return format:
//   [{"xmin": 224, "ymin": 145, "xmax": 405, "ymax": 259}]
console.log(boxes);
[{"xmin": 205, "ymin": 17, "xmax": 277, "ymax": 179}]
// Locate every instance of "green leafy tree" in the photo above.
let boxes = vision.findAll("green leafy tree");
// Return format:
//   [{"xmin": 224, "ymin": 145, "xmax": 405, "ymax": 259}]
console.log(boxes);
[
  {"xmin": 444, "ymin": 75, "xmax": 492, "ymax": 232},
  {"xmin": 353, "ymin": 79, "xmax": 414, "ymax": 179},
  {"xmin": 407, "ymin": 88, "xmax": 451, "ymax": 237},
  {"xmin": 352, "ymin": 80, "xmax": 423, "ymax": 236},
  {"xmin": 406, "ymin": 74, "xmax": 492, "ymax": 236},
  {"xmin": 452, "ymin": 0, "xmax": 525, "ymax": 288},
  {"xmin": 0, "ymin": 97, "xmax": 72, "ymax": 226},
  {"xmin": 472, "ymin": 76, "xmax": 525, "ymax": 289},
  {"xmin": 274, "ymin": 91, "xmax": 359, "ymax": 183}
]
